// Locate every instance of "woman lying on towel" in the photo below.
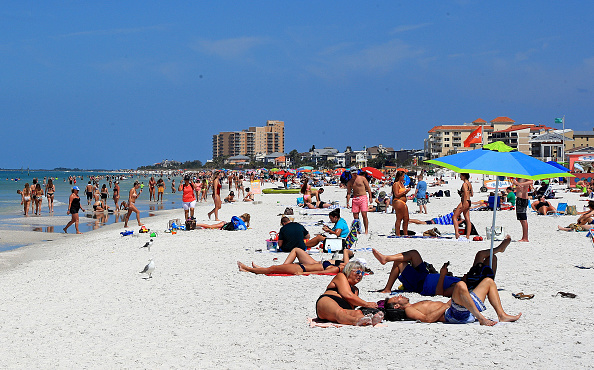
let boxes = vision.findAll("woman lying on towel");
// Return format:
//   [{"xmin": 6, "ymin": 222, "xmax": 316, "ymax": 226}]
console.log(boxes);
[
  {"xmin": 558, "ymin": 200, "xmax": 594, "ymax": 231},
  {"xmin": 237, "ymin": 247, "xmax": 352, "ymax": 275},
  {"xmin": 195, "ymin": 213, "xmax": 250, "ymax": 231},
  {"xmin": 315, "ymin": 259, "xmax": 383, "ymax": 326}
]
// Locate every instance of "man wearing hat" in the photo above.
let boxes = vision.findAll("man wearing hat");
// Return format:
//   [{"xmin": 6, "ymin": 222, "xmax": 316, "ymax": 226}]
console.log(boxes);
[{"xmin": 346, "ymin": 167, "xmax": 374, "ymax": 234}]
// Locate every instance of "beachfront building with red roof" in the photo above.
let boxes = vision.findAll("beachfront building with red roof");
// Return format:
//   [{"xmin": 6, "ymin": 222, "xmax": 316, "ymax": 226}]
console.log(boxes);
[
  {"xmin": 425, "ymin": 118, "xmax": 493, "ymax": 159},
  {"xmin": 488, "ymin": 117, "xmax": 552, "ymax": 155}
]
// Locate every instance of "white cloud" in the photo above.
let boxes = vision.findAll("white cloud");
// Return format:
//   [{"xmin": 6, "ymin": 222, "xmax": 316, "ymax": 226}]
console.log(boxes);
[
  {"xmin": 391, "ymin": 23, "xmax": 432, "ymax": 34},
  {"xmin": 192, "ymin": 36, "xmax": 269, "ymax": 59}
]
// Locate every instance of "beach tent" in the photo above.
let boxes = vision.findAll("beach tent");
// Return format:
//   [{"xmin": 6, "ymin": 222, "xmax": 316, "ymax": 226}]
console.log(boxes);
[{"xmin": 426, "ymin": 141, "xmax": 574, "ymax": 266}]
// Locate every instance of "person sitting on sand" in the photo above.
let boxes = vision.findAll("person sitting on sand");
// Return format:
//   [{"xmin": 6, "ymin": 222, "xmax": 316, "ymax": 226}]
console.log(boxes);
[
  {"xmin": 195, "ymin": 213, "xmax": 250, "ymax": 231},
  {"xmin": 224, "ymin": 191, "xmax": 236, "ymax": 203},
  {"xmin": 558, "ymin": 200, "xmax": 594, "ymax": 231},
  {"xmin": 369, "ymin": 191, "xmax": 390, "ymax": 212},
  {"xmin": 92, "ymin": 199, "xmax": 110, "ymax": 212},
  {"xmin": 372, "ymin": 235, "xmax": 511, "ymax": 295},
  {"xmin": 304, "ymin": 209, "xmax": 349, "ymax": 248},
  {"xmin": 387, "ymin": 278, "xmax": 521, "ymax": 326},
  {"xmin": 243, "ymin": 188, "xmax": 254, "ymax": 202},
  {"xmin": 303, "ymin": 188, "xmax": 331, "ymax": 209},
  {"xmin": 237, "ymin": 247, "xmax": 352, "ymax": 275},
  {"xmin": 314, "ymin": 260, "xmax": 383, "ymax": 326},
  {"xmin": 531, "ymin": 195, "xmax": 556, "ymax": 215},
  {"xmin": 119, "ymin": 201, "xmax": 128, "ymax": 210},
  {"xmin": 277, "ymin": 216, "xmax": 310, "ymax": 252}
]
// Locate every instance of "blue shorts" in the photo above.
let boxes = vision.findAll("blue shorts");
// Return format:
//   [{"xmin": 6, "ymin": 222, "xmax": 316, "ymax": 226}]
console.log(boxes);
[
  {"xmin": 444, "ymin": 292, "xmax": 486, "ymax": 324},
  {"xmin": 398, "ymin": 263, "xmax": 430, "ymax": 293}
]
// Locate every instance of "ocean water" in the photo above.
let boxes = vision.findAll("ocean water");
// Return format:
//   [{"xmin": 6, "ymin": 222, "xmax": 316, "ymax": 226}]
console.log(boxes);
[{"xmin": 0, "ymin": 170, "xmax": 183, "ymax": 242}]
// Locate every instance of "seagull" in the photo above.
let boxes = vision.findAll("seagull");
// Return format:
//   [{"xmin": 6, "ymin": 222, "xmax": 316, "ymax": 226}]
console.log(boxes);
[
  {"xmin": 140, "ymin": 259, "xmax": 155, "ymax": 279},
  {"xmin": 141, "ymin": 239, "xmax": 153, "ymax": 252}
]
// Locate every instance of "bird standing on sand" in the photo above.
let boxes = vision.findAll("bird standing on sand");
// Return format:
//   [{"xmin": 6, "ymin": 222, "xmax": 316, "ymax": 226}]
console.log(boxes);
[
  {"xmin": 140, "ymin": 259, "xmax": 155, "ymax": 278},
  {"xmin": 141, "ymin": 239, "xmax": 153, "ymax": 252}
]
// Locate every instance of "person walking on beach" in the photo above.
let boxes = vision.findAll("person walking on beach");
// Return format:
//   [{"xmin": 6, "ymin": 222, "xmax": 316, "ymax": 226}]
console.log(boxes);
[
  {"xmin": 34, "ymin": 183, "xmax": 43, "ymax": 215},
  {"xmin": 113, "ymin": 181, "xmax": 120, "ymax": 210},
  {"xmin": 45, "ymin": 178, "xmax": 55, "ymax": 213},
  {"xmin": 64, "ymin": 186, "xmax": 85, "ymax": 234},
  {"xmin": 124, "ymin": 181, "xmax": 144, "ymax": 228},
  {"xmin": 85, "ymin": 181, "xmax": 94, "ymax": 205},
  {"xmin": 414, "ymin": 174, "xmax": 428, "ymax": 214},
  {"xmin": 21, "ymin": 183, "xmax": 32, "ymax": 216},
  {"xmin": 392, "ymin": 170, "xmax": 411, "ymax": 236},
  {"xmin": 453, "ymin": 173, "xmax": 473, "ymax": 240},
  {"xmin": 171, "ymin": 179, "xmax": 176, "ymax": 193},
  {"xmin": 346, "ymin": 168, "xmax": 374, "ymax": 234},
  {"xmin": 512, "ymin": 178, "xmax": 533, "ymax": 242},
  {"xmin": 208, "ymin": 172, "xmax": 223, "ymax": 221},
  {"xmin": 178, "ymin": 175, "xmax": 197, "ymax": 220}
]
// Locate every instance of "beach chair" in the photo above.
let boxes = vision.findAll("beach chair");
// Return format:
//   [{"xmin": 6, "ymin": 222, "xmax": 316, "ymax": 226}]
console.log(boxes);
[
  {"xmin": 343, "ymin": 219, "xmax": 360, "ymax": 250},
  {"xmin": 487, "ymin": 196, "xmax": 501, "ymax": 211},
  {"xmin": 556, "ymin": 202, "xmax": 568, "ymax": 215}
]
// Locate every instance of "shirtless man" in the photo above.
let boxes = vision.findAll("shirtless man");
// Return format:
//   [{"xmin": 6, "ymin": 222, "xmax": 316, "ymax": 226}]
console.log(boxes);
[
  {"xmin": 346, "ymin": 168, "xmax": 374, "ymax": 234},
  {"xmin": 85, "ymin": 181, "xmax": 95, "ymax": 205},
  {"xmin": 387, "ymin": 278, "xmax": 521, "ymax": 326},
  {"xmin": 512, "ymin": 178, "xmax": 533, "ymax": 242}
]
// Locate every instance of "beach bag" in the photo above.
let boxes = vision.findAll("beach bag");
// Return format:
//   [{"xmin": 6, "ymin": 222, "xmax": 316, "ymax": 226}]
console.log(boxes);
[
  {"xmin": 185, "ymin": 219, "xmax": 196, "ymax": 230},
  {"xmin": 297, "ymin": 197, "xmax": 304, "ymax": 205},
  {"xmin": 284, "ymin": 207, "xmax": 294, "ymax": 215},
  {"xmin": 466, "ymin": 263, "xmax": 495, "ymax": 290},
  {"xmin": 444, "ymin": 190, "xmax": 451, "ymax": 197},
  {"xmin": 168, "ymin": 219, "xmax": 182, "ymax": 230},
  {"xmin": 566, "ymin": 205, "xmax": 577, "ymax": 215}
]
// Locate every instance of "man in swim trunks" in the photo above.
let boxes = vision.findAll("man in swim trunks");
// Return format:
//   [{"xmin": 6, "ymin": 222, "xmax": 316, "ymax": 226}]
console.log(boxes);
[
  {"xmin": 386, "ymin": 277, "xmax": 521, "ymax": 326},
  {"xmin": 85, "ymin": 181, "xmax": 94, "ymax": 205},
  {"xmin": 346, "ymin": 167, "xmax": 374, "ymax": 234},
  {"xmin": 512, "ymin": 178, "xmax": 533, "ymax": 242},
  {"xmin": 372, "ymin": 235, "xmax": 511, "ymax": 294}
]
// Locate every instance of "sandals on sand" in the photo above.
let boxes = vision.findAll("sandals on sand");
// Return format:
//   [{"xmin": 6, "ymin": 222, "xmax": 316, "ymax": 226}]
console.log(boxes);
[
  {"xmin": 512, "ymin": 292, "xmax": 535, "ymax": 300},
  {"xmin": 556, "ymin": 291, "xmax": 577, "ymax": 298}
]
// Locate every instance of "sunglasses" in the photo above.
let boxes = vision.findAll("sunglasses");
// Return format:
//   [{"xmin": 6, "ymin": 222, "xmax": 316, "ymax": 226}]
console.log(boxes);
[{"xmin": 354, "ymin": 270, "xmax": 364, "ymax": 276}]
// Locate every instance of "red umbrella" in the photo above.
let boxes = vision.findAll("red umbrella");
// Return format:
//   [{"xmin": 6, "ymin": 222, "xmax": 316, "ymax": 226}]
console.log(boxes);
[
  {"xmin": 275, "ymin": 170, "xmax": 286, "ymax": 176},
  {"xmin": 361, "ymin": 167, "xmax": 386, "ymax": 180}
]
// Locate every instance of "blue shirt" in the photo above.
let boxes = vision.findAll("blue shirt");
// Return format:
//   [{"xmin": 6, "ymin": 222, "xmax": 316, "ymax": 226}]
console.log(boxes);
[
  {"xmin": 416, "ymin": 180, "xmax": 427, "ymax": 199},
  {"xmin": 332, "ymin": 218, "xmax": 349, "ymax": 238}
]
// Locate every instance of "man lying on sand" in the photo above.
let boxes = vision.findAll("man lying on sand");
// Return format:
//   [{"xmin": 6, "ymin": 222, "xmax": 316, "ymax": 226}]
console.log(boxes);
[
  {"xmin": 372, "ymin": 235, "xmax": 511, "ymax": 295},
  {"xmin": 387, "ymin": 278, "xmax": 521, "ymax": 326}
]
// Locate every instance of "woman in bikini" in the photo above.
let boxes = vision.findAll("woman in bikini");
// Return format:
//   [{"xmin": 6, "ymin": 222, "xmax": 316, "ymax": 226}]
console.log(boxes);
[
  {"xmin": 113, "ymin": 181, "xmax": 120, "ymax": 210},
  {"xmin": 314, "ymin": 260, "xmax": 383, "ymax": 326},
  {"xmin": 34, "ymin": 183, "xmax": 43, "ymax": 215},
  {"xmin": 21, "ymin": 183, "xmax": 31, "ymax": 216},
  {"xmin": 301, "ymin": 178, "xmax": 313, "ymax": 204},
  {"xmin": 453, "ymin": 173, "xmax": 473, "ymax": 239},
  {"xmin": 100, "ymin": 184, "xmax": 109, "ymax": 209},
  {"xmin": 124, "ymin": 181, "xmax": 144, "ymax": 228},
  {"xmin": 237, "ymin": 247, "xmax": 350, "ymax": 276},
  {"xmin": 45, "ymin": 178, "xmax": 55, "ymax": 213},
  {"xmin": 207, "ymin": 172, "xmax": 222, "ymax": 221},
  {"xmin": 64, "ymin": 186, "xmax": 85, "ymax": 234},
  {"xmin": 148, "ymin": 176, "xmax": 156, "ymax": 202},
  {"xmin": 392, "ymin": 171, "xmax": 411, "ymax": 236},
  {"xmin": 200, "ymin": 178, "xmax": 208, "ymax": 202}
]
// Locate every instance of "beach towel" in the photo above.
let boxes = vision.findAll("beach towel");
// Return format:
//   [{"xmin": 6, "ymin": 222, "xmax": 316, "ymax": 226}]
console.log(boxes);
[
  {"xmin": 265, "ymin": 272, "xmax": 337, "ymax": 276},
  {"xmin": 307, "ymin": 317, "xmax": 387, "ymax": 328},
  {"xmin": 387, "ymin": 235, "xmax": 453, "ymax": 239}
]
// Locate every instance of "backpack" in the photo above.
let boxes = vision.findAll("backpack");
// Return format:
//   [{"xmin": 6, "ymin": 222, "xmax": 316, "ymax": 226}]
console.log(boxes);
[
  {"xmin": 465, "ymin": 263, "xmax": 495, "ymax": 290},
  {"xmin": 284, "ymin": 207, "xmax": 294, "ymax": 215},
  {"xmin": 340, "ymin": 171, "xmax": 352, "ymax": 185}
]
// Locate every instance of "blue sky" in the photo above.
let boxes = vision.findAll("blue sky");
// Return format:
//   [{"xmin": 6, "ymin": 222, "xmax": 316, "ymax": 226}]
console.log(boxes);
[{"xmin": 1, "ymin": 1, "xmax": 593, "ymax": 169}]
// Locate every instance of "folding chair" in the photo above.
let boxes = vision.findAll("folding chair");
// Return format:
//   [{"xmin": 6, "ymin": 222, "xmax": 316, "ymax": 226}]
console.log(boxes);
[
  {"xmin": 556, "ymin": 202, "xmax": 568, "ymax": 215},
  {"xmin": 343, "ymin": 219, "xmax": 360, "ymax": 250}
]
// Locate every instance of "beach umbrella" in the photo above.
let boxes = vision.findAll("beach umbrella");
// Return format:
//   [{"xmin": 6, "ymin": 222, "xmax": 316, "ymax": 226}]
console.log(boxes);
[
  {"xmin": 270, "ymin": 168, "xmax": 280, "ymax": 172},
  {"xmin": 545, "ymin": 161, "xmax": 570, "ymax": 172},
  {"xmin": 361, "ymin": 167, "xmax": 386, "ymax": 180},
  {"xmin": 425, "ymin": 141, "xmax": 574, "ymax": 266},
  {"xmin": 396, "ymin": 168, "xmax": 408, "ymax": 172},
  {"xmin": 313, "ymin": 171, "xmax": 323, "ymax": 174},
  {"xmin": 297, "ymin": 166, "xmax": 314, "ymax": 171}
]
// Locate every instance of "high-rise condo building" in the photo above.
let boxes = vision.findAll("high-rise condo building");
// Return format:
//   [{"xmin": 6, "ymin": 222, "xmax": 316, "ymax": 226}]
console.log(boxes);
[{"xmin": 212, "ymin": 120, "xmax": 284, "ymax": 158}]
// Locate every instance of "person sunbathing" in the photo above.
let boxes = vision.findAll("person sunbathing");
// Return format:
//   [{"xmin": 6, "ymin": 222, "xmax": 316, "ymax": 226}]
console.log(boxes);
[
  {"xmin": 237, "ymin": 247, "xmax": 352, "ymax": 275},
  {"xmin": 315, "ymin": 260, "xmax": 383, "ymax": 326},
  {"xmin": 558, "ymin": 200, "xmax": 594, "ymax": 231},
  {"xmin": 387, "ymin": 278, "xmax": 521, "ymax": 326},
  {"xmin": 195, "ymin": 213, "xmax": 250, "ymax": 230},
  {"xmin": 372, "ymin": 235, "xmax": 511, "ymax": 294},
  {"xmin": 531, "ymin": 196, "xmax": 556, "ymax": 215}
]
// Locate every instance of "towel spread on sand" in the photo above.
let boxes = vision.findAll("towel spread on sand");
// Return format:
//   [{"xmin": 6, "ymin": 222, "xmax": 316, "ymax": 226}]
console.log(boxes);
[{"xmin": 307, "ymin": 317, "xmax": 388, "ymax": 328}]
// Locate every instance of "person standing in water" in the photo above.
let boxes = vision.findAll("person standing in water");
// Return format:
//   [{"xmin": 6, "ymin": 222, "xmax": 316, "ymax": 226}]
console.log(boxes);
[{"xmin": 64, "ymin": 186, "xmax": 85, "ymax": 234}]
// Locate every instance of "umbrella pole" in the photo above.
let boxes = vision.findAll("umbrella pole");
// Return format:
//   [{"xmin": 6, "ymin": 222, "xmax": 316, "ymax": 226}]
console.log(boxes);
[{"xmin": 489, "ymin": 177, "xmax": 500, "ymax": 267}]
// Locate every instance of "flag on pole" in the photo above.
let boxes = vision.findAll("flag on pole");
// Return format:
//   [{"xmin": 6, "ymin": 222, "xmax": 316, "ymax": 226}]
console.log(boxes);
[
  {"xmin": 554, "ymin": 117, "xmax": 563, "ymax": 124},
  {"xmin": 464, "ymin": 126, "xmax": 483, "ymax": 147}
]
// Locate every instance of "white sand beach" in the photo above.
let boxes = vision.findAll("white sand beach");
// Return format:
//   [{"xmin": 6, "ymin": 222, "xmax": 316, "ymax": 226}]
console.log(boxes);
[{"xmin": 0, "ymin": 176, "xmax": 593, "ymax": 368}]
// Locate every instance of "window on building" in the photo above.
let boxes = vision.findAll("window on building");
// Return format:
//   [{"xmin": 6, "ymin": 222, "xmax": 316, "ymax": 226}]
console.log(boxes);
[
  {"xmin": 444, "ymin": 144, "xmax": 450, "ymax": 147},
  {"xmin": 444, "ymin": 138, "xmax": 449, "ymax": 141}
]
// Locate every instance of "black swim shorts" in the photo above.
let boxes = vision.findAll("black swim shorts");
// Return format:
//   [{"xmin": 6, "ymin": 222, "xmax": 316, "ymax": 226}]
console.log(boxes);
[{"xmin": 516, "ymin": 197, "xmax": 528, "ymax": 221}]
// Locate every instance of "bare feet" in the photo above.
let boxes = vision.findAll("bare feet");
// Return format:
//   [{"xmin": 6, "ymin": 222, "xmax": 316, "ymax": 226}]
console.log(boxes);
[
  {"xmin": 372, "ymin": 249, "xmax": 387, "ymax": 265},
  {"xmin": 76, "ymin": 231, "xmax": 83, "ymax": 234},
  {"xmin": 372, "ymin": 311, "xmax": 384, "ymax": 326},
  {"xmin": 207, "ymin": 212, "xmax": 212, "ymax": 220},
  {"xmin": 237, "ymin": 261, "xmax": 249, "ymax": 272},
  {"xmin": 518, "ymin": 238, "xmax": 529, "ymax": 242},
  {"xmin": 138, "ymin": 223, "xmax": 144, "ymax": 227},
  {"xmin": 499, "ymin": 235, "xmax": 512, "ymax": 252},
  {"xmin": 478, "ymin": 318, "xmax": 498, "ymax": 326},
  {"xmin": 355, "ymin": 316, "xmax": 372, "ymax": 326},
  {"xmin": 498, "ymin": 312, "xmax": 522, "ymax": 322},
  {"xmin": 63, "ymin": 227, "xmax": 68, "ymax": 233}
]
